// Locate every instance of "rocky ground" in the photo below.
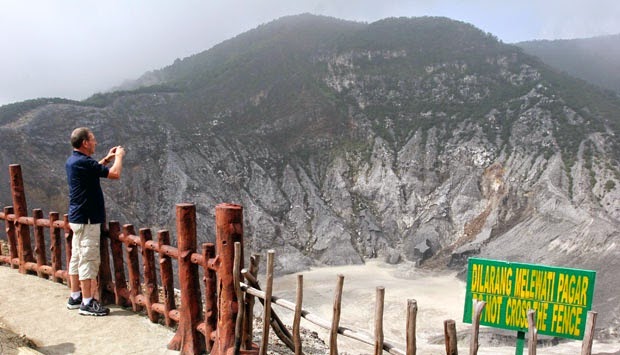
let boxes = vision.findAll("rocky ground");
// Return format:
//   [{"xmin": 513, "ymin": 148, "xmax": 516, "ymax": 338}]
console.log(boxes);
[
  {"xmin": 251, "ymin": 318, "xmax": 328, "ymax": 354},
  {"xmin": 0, "ymin": 322, "xmax": 38, "ymax": 355}
]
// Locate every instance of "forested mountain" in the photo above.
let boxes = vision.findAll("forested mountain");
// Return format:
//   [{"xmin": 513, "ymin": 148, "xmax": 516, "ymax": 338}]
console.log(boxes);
[
  {"xmin": 517, "ymin": 34, "xmax": 620, "ymax": 94},
  {"xmin": 1, "ymin": 14, "xmax": 619, "ymax": 337}
]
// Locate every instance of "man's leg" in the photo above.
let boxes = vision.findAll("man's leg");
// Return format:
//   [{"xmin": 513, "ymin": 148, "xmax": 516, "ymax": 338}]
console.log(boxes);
[
  {"xmin": 81, "ymin": 279, "xmax": 92, "ymax": 299},
  {"xmin": 79, "ymin": 278, "xmax": 98, "ymax": 299},
  {"xmin": 67, "ymin": 224, "xmax": 84, "ymax": 309},
  {"xmin": 70, "ymin": 274, "xmax": 80, "ymax": 292},
  {"xmin": 77, "ymin": 223, "xmax": 109, "ymax": 316}
]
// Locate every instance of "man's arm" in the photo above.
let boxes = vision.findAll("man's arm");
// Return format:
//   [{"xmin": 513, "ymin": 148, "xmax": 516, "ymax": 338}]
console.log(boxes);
[{"xmin": 107, "ymin": 146, "xmax": 125, "ymax": 179}]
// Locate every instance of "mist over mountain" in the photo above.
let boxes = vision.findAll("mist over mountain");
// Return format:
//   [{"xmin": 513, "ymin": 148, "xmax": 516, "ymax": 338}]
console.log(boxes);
[
  {"xmin": 1, "ymin": 14, "xmax": 619, "ymax": 337},
  {"xmin": 517, "ymin": 34, "xmax": 620, "ymax": 94}
]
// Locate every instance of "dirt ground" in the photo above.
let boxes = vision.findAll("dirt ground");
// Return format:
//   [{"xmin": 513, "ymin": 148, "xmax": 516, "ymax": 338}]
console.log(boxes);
[
  {"xmin": 0, "ymin": 322, "xmax": 38, "ymax": 354},
  {"xmin": 0, "ymin": 266, "xmax": 177, "ymax": 355}
]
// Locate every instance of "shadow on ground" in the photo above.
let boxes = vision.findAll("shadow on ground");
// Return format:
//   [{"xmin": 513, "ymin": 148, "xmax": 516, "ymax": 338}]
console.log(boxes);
[{"xmin": 37, "ymin": 342, "xmax": 77, "ymax": 355}]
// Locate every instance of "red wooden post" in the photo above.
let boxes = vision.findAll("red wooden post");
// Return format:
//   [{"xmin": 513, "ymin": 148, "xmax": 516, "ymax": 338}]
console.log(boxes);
[
  {"xmin": 203, "ymin": 242, "xmax": 217, "ymax": 352},
  {"xmin": 211, "ymin": 203, "xmax": 244, "ymax": 355},
  {"xmin": 49, "ymin": 212, "xmax": 63, "ymax": 283},
  {"xmin": 444, "ymin": 319, "xmax": 458, "ymax": 355},
  {"xmin": 98, "ymin": 223, "xmax": 115, "ymax": 305},
  {"xmin": 9, "ymin": 164, "xmax": 35, "ymax": 273},
  {"xmin": 158, "ymin": 230, "xmax": 177, "ymax": 327},
  {"xmin": 3, "ymin": 206, "xmax": 18, "ymax": 269},
  {"xmin": 123, "ymin": 224, "xmax": 143, "ymax": 312},
  {"xmin": 109, "ymin": 221, "xmax": 130, "ymax": 307},
  {"xmin": 63, "ymin": 214, "xmax": 73, "ymax": 287},
  {"xmin": 140, "ymin": 228, "xmax": 159, "ymax": 323},
  {"xmin": 168, "ymin": 203, "xmax": 204, "ymax": 354},
  {"xmin": 32, "ymin": 209, "xmax": 48, "ymax": 278}
]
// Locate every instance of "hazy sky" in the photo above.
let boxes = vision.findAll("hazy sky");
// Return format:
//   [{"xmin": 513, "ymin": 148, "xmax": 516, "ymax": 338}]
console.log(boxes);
[{"xmin": 2, "ymin": 0, "xmax": 620, "ymax": 106}]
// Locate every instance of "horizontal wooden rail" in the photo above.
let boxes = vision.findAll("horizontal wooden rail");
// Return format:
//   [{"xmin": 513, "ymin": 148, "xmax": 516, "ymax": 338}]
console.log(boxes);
[
  {"xmin": 0, "ymin": 253, "xmax": 69, "ymax": 281},
  {"xmin": 118, "ymin": 232, "xmax": 141, "ymax": 246},
  {"xmin": 240, "ymin": 282, "xmax": 406, "ymax": 355},
  {"xmin": 151, "ymin": 303, "xmax": 180, "ymax": 322},
  {"xmin": 0, "ymin": 256, "xmax": 19, "ymax": 267},
  {"xmin": 196, "ymin": 322, "xmax": 217, "ymax": 341},
  {"xmin": 0, "ymin": 212, "xmax": 66, "ymax": 229},
  {"xmin": 111, "ymin": 230, "xmax": 181, "ymax": 259},
  {"xmin": 160, "ymin": 244, "xmax": 179, "ymax": 259},
  {"xmin": 130, "ymin": 294, "xmax": 181, "ymax": 324},
  {"xmin": 118, "ymin": 232, "xmax": 214, "ymax": 268}
]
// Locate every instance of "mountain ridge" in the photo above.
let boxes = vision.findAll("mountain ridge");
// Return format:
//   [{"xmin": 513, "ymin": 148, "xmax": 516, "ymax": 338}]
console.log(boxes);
[{"xmin": 516, "ymin": 34, "xmax": 620, "ymax": 94}]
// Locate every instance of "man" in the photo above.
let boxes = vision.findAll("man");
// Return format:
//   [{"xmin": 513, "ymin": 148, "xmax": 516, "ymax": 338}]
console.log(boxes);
[{"xmin": 65, "ymin": 127, "xmax": 125, "ymax": 316}]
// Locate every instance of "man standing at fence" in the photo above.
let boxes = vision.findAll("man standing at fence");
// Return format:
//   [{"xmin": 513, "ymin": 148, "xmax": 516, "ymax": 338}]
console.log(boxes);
[{"xmin": 65, "ymin": 127, "xmax": 125, "ymax": 316}]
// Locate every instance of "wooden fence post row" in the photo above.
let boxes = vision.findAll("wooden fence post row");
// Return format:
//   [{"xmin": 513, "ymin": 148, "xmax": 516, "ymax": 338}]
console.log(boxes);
[
  {"xmin": 0, "ymin": 165, "xmax": 259, "ymax": 355},
  {"xmin": 0, "ymin": 165, "xmax": 70, "ymax": 282}
]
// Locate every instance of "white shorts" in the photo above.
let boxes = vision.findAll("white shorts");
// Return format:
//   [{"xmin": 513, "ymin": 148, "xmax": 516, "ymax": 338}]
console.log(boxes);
[{"xmin": 68, "ymin": 223, "xmax": 101, "ymax": 280}]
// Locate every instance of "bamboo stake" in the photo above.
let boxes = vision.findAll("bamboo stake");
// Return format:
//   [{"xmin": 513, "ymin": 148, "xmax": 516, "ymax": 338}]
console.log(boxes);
[
  {"xmin": 469, "ymin": 299, "xmax": 486, "ymax": 355},
  {"xmin": 406, "ymin": 299, "xmax": 417, "ymax": 355},
  {"xmin": 242, "ymin": 254, "xmax": 260, "ymax": 350},
  {"xmin": 241, "ymin": 284, "xmax": 406, "ymax": 355},
  {"xmin": 330, "ymin": 274, "xmax": 345, "ymax": 355},
  {"xmin": 527, "ymin": 309, "xmax": 537, "ymax": 355},
  {"xmin": 293, "ymin": 274, "xmax": 304, "ymax": 355},
  {"xmin": 374, "ymin": 286, "xmax": 385, "ymax": 355},
  {"xmin": 243, "ymin": 267, "xmax": 294, "ymax": 349},
  {"xmin": 444, "ymin": 319, "xmax": 458, "ymax": 355},
  {"xmin": 259, "ymin": 250, "xmax": 275, "ymax": 355},
  {"xmin": 233, "ymin": 242, "xmax": 244, "ymax": 354},
  {"xmin": 580, "ymin": 311, "xmax": 597, "ymax": 355}
]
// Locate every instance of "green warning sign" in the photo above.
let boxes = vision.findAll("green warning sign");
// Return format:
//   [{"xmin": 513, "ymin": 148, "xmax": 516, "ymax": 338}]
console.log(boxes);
[{"xmin": 463, "ymin": 258, "xmax": 596, "ymax": 340}]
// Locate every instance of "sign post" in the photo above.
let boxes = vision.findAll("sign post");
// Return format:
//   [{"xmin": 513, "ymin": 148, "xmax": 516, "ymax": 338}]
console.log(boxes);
[
  {"xmin": 463, "ymin": 258, "xmax": 596, "ymax": 354},
  {"xmin": 515, "ymin": 331, "xmax": 524, "ymax": 355}
]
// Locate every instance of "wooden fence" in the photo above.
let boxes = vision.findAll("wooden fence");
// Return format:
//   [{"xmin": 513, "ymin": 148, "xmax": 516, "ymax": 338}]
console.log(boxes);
[
  {"xmin": 0, "ymin": 164, "xmax": 600, "ymax": 355},
  {"xmin": 0, "ymin": 164, "xmax": 247, "ymax": 354}
]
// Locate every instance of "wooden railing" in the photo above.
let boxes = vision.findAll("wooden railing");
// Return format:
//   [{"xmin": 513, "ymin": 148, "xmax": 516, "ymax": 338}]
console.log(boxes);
[
  {"xmin": 0, "ymin": 163, "xmax": 601, "ymax": 355},
  {"xmin": 0, "ymin": 164, "xmax": 251, "ymax": 354}
]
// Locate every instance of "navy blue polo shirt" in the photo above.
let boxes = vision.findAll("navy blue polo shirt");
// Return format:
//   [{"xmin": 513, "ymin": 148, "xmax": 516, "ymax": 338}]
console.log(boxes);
[{"xmin": 66, "ymin": 150, "xmax": 110, "ymax": 224}]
